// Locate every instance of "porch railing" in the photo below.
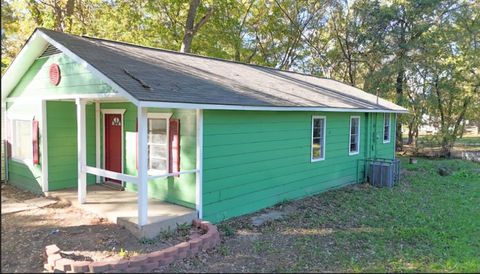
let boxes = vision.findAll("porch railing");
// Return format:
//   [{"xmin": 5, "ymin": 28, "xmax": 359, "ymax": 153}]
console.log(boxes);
[{"xmin": 84, "ymin": 165, "xmax": 198, "ymax": 184}]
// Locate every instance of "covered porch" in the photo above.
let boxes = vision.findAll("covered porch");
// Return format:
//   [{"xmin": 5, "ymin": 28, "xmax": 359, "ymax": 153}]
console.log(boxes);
[
  {"xmin": 41, "ymin": 95, "xmax": 203, "ymax": 238},
  {"xmin": 46, "ymin": 184, "xmax": 197, "ymax": 239}
]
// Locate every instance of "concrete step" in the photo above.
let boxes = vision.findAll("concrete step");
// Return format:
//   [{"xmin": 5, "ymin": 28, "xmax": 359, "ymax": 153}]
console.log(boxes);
[{"xmin": 118, "ymin": 211, "xmax": 198, "ymax": 239}]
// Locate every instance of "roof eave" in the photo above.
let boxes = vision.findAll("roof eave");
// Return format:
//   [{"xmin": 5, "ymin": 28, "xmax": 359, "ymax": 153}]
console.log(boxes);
[
  {"xmin": 1, "ymin": 28, "xmax": 140, "ymax": 106},
  {"xmin": 139, "ymin": 100, "xmax": 409, "ymax": 113},
  {"xmin": 1, "ymin": 29, "xmax": 48, "ymax": 101}
]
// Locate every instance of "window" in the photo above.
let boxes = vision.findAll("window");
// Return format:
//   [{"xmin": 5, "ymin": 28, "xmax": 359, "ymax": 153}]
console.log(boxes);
[
  {"xmin": 147, "ymin": 113, "xmax": 171, "ymax": 174},
  {"xmin": 349, "ymin": 116, "xmax": 360, "ymax": 155},
  {"xmin": 311, "ymin": 116, "xmax": 326, "ymax": 161},
  {"xmin": 383, "ymin": 113, "xmax": 391, "ymax": 143},
  {"xmin": 11, "ymin": 119, "xmax": 32, "ymax": 162}
]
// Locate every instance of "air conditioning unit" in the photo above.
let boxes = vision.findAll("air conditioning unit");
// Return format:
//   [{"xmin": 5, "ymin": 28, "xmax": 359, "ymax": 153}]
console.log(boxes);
[{"xmin": 368, "ymin": 161, "xmax": 395, "ymax": 187}]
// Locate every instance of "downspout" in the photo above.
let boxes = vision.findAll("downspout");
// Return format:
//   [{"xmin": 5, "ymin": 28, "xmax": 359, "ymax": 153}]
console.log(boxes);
[
  {"xmin": 374, "ymin": 113, "xmax": 378, "ymax": 159},
  {"xmin": 393, "ymin": 113, "xmax": 397, "ymax": 159},
  {"xmin": 363, "ymin": 112, "xmax": 371, "ymax": 183}
]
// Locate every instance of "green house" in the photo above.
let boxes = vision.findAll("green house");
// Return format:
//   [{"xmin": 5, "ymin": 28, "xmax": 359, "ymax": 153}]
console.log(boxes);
[{"xmin": 2, "ymin": 28, "xmax": 406, "ymax": 227}]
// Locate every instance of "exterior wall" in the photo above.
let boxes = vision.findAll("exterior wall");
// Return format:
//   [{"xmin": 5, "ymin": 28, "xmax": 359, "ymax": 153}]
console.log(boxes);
[
  {"xmin": 99, "ymin": 103, "xmax": 197, "ymax": 209},
  {"xmin": 6, "ymin": 50, "xmax": 108, "ymax": 193},
  {"xmin": 202, "ymin": 110, "xmax": 395, "ymax": 223},
  {"xmin": 374, "ymin": 113, "xmax": 396, "ymax": 159},
  {"xmin": 46, "ymin": 101, "xmax": 96, "ymax": 190},
  {"xmin": 5, "ymin": 100, "xmax": 43, "ymax": 193},
  {"xmin": 8, "ymin": 53, "xmax": 115, "ymax": 99},
  {"xmin": 4, "ymin": 51, "xmax": 197, "ymax": 207}
]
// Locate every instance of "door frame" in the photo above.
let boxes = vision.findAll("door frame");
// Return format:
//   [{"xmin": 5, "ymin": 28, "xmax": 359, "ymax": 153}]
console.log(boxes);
[{"xmin": 101, "ymin": 109, "xmax": 126, "ymax": 186}]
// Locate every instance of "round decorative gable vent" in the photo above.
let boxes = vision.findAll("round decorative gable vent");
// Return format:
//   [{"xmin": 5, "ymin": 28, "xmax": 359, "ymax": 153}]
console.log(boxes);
[{"xmin": 49, "ymin": 63, "xmax": 61, "ymax": 86}]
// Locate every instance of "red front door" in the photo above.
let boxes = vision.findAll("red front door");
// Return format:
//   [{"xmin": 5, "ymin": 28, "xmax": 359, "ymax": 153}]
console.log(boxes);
[{"xmin": 105, "ymin": 114, "xmax": 122, "ymax": 184}]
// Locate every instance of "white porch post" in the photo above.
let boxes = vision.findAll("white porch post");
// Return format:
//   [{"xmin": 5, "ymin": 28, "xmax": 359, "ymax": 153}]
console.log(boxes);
[
  {"xmin": 195, "ymin": 109, "xmax": 203, "ymax": 219},
  {"xmin": 76, "ymin": 98, "xmax": 87, "ymax": 204},
  {"xmin": 137, "ymin": 106, "xmax": 148, "ymax": 226},
  {"xmin": 95, "ymin": 101, "xmax": 101, "ymax": 183},
  {"xmin": 41, "ymin": 100, "xmax": 49, "ymax": 192}
]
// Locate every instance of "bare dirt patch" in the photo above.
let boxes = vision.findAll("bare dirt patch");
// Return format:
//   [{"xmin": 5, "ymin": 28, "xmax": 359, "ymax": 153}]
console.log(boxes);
[{"xmin": 0, "ymin": 183, "xmax": 201, "ymax": 273}]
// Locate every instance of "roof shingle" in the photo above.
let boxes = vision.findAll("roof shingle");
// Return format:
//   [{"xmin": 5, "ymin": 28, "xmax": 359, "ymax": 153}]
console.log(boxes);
[{"xmin": 38, "ymin": 28, "xmax": 406, "ymax": 112}]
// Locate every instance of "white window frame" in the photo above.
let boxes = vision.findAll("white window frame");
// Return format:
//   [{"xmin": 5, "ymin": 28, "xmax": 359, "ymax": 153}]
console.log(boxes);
[
  {"xmin": 10, "ymin": 118, "xmax": 33, "ymax": 165},
  {"xmin": 349, "ymin": 116, "xmax": 360, "ymax": 155},
  {"xmin": 383, "ymin": 113, "xmax": 391, "ymax": 143},
  {"xmin": 147, "ymin": 112, "xmax": 172, "ymax": 175},
  {"xmin": 311, "ymin": 116, "xmax": 326, "ymax": 162}
]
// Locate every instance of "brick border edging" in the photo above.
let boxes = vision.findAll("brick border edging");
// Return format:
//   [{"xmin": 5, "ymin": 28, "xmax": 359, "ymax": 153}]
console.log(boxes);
[{"xmin": 44, "ymin": 219, "xmax": 220, "ymax": 273}]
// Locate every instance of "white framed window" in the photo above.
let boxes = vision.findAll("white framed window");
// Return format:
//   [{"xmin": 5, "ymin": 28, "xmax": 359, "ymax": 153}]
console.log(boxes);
[
  {"xmin": 383, "ymin": 113, "xmax": 391, "ymax": 143},
  {"xmin": 11, "ymin": 119, "xmax": 33, "ymax": 163},
  {"xmin": 349, "ymin": 116, "xmax": 360, "ymax": 155},
  {"xmin": 147, "ymin": 113, "xmax": 171, "ymax": 175},
  {"xmin": 311, "ymin": 116, "xmax": 326, "ymax": 161}
]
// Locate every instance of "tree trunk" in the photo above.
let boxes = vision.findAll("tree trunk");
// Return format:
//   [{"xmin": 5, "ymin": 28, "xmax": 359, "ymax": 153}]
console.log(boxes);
[
  {"xmin": 65, "ymin": 0, "xmax": 75, "ymax": 32},
  {"xmin": 414, "ymin": 127, "xmax": 419, "ymax": 148},
  {"xmin": 180, "ymin": 0, "xmax": 200, "ymax": 53},
  {"xmin": 180, "ymin": 0, "xmax": 213, "ymax": 53},
  {"xmin": 395, "ymin": 68, "xmax": 405, "ymax": 151},
  {"xmin": 407, "ymin": 120, "xmax": 414, "ymax": 145},
  {"xmin": 53, "ymin": 1, "xmax": 63, "ymax": 32}
]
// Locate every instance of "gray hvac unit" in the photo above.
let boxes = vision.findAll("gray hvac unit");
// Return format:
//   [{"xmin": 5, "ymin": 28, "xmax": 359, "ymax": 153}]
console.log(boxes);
[{"xmin": 368, "ymin": 161, "xmax": 395, "ymax": 187}]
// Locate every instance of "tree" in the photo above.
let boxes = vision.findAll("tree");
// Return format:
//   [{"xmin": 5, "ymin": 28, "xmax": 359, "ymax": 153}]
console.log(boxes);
[
  {"xmin": 419, "ymin": 1, "xmax": 479, "ymax": 155},
  {"xmin": 180, "ymin": 0, "xmax": 213, "ymax": 53}
]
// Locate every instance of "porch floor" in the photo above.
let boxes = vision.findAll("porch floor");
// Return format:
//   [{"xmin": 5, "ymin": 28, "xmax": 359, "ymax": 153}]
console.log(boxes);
[{"xmin": 46, "ymin": 184, "xmax": 197, "ymax": 239}]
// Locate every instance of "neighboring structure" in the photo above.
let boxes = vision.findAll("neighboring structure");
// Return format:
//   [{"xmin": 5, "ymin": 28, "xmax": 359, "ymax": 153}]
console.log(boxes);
[{"xmin": 1, "ymin": 28, "xmax": 406, "ymax": 224}]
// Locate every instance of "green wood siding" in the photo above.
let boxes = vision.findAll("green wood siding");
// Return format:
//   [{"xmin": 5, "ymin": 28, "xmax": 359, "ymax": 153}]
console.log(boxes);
[
  {"xmin": 5, "ymin": 100, "xmax": 43, "ymax": 193},
  {"xmin": 47, "ymin": 101, "xmax": 96, "ymax": 190},
  {"xmin": 7, "ymin": 160, "xmax": 43, "ymax": 194},
  {"xmin": 99, "ymin": 103, "xmax": 197, "ymax": 209},
  {"xmin": 8, "ymin": 53, "xmax": 115, "ymax": 99},
  {"xmin": 202, "ymin": 110, "xmax": 395, "ymax": 223}
]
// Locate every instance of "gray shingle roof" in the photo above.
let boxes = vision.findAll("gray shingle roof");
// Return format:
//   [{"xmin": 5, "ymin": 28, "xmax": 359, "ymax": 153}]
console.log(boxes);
[{"xmin": 38, "ymin": 28, "xmax": 406, "ymax": 112}]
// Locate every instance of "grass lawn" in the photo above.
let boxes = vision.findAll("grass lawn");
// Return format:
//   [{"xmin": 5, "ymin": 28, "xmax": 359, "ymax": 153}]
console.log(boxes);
[{"xmin": 165, "ymin": 157, "xmax": 480, "ymax": 273}]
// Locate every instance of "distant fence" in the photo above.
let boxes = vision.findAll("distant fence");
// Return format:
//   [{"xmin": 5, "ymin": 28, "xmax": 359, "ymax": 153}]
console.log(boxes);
[
  {"xmin": 451, "ymin": 150, "xmax": 480, "ymax": 162},
  {"xmin": 403, "ymin": 136, "xmax": 480, "ymax": 162},
  {"xmin": 404, "ymin": 137, "xmax": 480, "ymax": 149}
]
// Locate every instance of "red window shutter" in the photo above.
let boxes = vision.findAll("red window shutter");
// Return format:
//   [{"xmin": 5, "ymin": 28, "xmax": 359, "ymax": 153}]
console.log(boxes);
[
  {"xmin": 32, "ymin": 120, "xmax": 39, "ymax": 165},
  {"xmin": 169, "ymin": 119, "xmax": 180, "ymax": 176}
]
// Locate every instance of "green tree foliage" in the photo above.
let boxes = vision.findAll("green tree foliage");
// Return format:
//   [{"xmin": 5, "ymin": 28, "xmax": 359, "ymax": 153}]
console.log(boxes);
[{"xmin": 1, "ymin": 0, "xmax": 478, "ymax": 154}]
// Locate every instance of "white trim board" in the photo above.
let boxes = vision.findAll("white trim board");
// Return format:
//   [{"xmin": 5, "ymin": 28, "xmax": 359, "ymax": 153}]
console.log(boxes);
[
  {"xmin": 349, "ymin": 116, "xmax": 361, "ymax": 156},
  {"xmin": 146, "ymin": 112, "xmax": 172, "ymax": 175},
  {"xmin": 311, "ymin": 115, "xmax": 326, "ymax": 162},
  {"xmin": 9, "ymin": 117, "xmax": 34, "ymax": 164},
  {"xmin": 36, "ymin": 31, "xmax": 140, "ymax": 106},
  {"xmin": 5, "ymin": 94, "xmax": 125, "ymax": 103},
  {"xmin": 383, "ymin": 113, "xmax": 391, "ymax": 144},
  {"xmin": 1, "ymin": 32, "xmax": 47, "ymax": 100},
  {"xmin": 139, "ymin": 101, "xmax": 408, "ymax": 113},
  {"xmin": 101, "ymin": 109, "xmax": 127, "ymax": 115},
  {"xmin": 102, "ymin": 109, "xmax": 126, "ymax": 187}
]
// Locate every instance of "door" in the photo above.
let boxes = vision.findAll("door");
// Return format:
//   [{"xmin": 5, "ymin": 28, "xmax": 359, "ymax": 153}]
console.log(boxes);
[{"xmin": 104, "ymin": 114, "xmax": 122, "ymax": 184}]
